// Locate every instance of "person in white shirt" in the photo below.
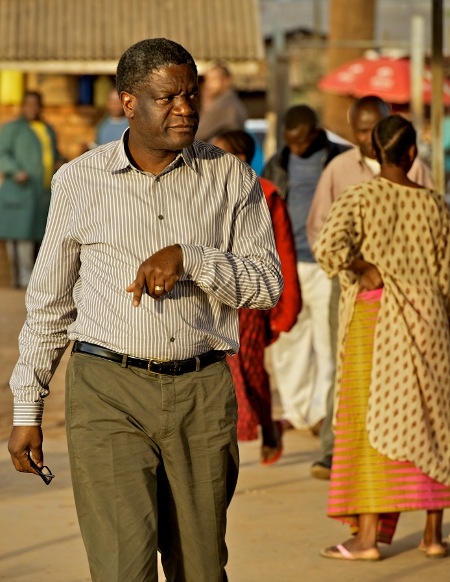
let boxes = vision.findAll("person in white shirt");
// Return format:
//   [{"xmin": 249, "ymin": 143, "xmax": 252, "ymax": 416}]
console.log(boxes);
[{"xmin": 7, "ymin": 37, "xmax": 282, "ymax": 582}]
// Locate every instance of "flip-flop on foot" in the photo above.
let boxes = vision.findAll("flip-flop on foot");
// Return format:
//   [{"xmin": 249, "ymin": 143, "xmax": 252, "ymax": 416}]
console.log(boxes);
[{"xmin": 320, "ymin": 544, "xmax": 381, "ymax": 561}]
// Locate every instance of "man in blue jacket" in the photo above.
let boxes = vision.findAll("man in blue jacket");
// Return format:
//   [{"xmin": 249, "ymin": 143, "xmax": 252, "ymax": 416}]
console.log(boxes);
[{"xmin": 263, "ymin": 104, "xmax": 349, "ymax": 438}]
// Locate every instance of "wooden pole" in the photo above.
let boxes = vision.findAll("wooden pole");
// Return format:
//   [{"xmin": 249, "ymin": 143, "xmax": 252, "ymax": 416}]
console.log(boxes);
[
  {"xmin": 265, "ymin": 3, "xmax": 290, "ymax": 157},
  {"xmin": 431, "ymin": 0, "xmax": 444, "ymax": 194},
  {"xmin": 410, "ymin": 16, "xmax": 425, "ymax": 145},
  {"xmin": 323, "ymin": 0, "xmax": 376, "ymax": 141}
]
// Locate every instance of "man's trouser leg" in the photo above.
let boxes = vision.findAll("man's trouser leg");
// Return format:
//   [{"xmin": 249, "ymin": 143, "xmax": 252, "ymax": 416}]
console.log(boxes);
[
  {"xmin": 66, "ymin": 353, "xmax": 239, "ymax": 582},
  {"xmin": 319, "ymin": 276, "xmax": 340, "ymax": 457},
  {"xmin": 270, "ymin": 262, "xmax": 332, "ymax": 429},
  {"xmin": 307, "ymin": 265, "xmax": 334, "ymax": 427},
  {"xmin": 6, "ymin": 240, "xmax": 35, "ymax": 287}
]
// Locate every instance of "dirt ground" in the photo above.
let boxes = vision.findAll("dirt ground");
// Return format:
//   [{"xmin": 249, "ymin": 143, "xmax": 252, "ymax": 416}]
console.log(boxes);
[{"xmin": 2, "ymin": 287, "xmax": 450, "ymax": 581}]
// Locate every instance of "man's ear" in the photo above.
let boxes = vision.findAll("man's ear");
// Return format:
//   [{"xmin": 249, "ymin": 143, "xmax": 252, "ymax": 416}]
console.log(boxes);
[
  {"xmin": 121, "ymin": 92, "xmax": 135, "ymax": 119},
  {"xmin": 409, "ymin": 143, "xmax": 417, "ymax": 164},
  {"xmin": 310, "ymin": 127, "xmax": 320, "ymax": 141}
]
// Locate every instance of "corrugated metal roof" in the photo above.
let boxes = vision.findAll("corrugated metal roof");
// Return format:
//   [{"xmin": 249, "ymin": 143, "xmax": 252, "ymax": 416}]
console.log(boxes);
[{"xmin": 0, "ymin": 0, "xmax": 264, "ymax": 72}]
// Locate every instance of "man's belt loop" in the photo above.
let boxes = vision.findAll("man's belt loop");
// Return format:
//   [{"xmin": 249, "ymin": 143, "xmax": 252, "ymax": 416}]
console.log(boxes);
[
  {"xmin": 121, "ymin": 354, "xmax": 128, "ymax": 367},
  {"xmin": 195, "ymin": 355, "xmax": 201, "ymax": 372}
]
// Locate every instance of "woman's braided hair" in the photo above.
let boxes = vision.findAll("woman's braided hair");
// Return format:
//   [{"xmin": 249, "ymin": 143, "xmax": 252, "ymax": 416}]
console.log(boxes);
[{"xmin": 372, "ymin": 114, "xmax": 416, "ymax": 166}]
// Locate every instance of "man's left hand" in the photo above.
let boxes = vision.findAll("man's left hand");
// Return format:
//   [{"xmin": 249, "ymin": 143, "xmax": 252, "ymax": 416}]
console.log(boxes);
[{"xmin": 126, "ymin": 244, "xmax": 184, "ymax": 305}]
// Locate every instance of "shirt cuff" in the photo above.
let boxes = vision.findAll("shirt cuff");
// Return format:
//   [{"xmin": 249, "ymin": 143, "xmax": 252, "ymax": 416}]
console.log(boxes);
[
  {"xmin": 13, "ymin": 402, "xmax": 44, "ymax": 426},
  {"xmin": 178, "ymin": 244, "xmax": 204, "ymax": 282}
]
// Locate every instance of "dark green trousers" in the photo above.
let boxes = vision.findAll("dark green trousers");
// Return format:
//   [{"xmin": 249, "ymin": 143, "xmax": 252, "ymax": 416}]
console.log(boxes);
[{"xmin": 66, "ymin": 352, "xmax": 239, "ymax": 582}]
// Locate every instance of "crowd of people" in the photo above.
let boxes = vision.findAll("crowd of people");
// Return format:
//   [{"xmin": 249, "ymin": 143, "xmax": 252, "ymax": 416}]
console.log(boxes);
[{"xmin": 4, "ymin": 35, "xmax": 450, "ymax": 579}]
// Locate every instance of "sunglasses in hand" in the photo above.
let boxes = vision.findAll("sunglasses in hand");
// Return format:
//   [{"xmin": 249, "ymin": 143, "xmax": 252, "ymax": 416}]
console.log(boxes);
[{"xmin": 28, "ymin": 452, "xmax": 55, "ymax": 485}]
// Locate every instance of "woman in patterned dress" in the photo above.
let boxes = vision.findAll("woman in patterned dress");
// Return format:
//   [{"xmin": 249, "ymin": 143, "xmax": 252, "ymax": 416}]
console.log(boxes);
[
  {"xmin": 314, "ymin": 114, "xmax": 450, "ymax": 561},
  {"xmin": 212, "ymin": 130, "xmax": 302, "ymax": 464}
]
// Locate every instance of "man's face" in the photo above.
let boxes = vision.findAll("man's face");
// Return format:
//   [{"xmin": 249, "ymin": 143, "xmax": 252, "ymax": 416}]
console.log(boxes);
[
  {"xmin": 203, "ymin": 68, "xmax": 229, "ymax": 100},
  {"xmin": 351, "ymin": 107, "xmax": 385, "ymax": 159},
  {"xmin": 284, "ymin": 124, "xmax": 318, "ymax": 158},
  {"xmin": 107, "ymin": 90, "xmax": 125, "ymax": 119},
  {"xmin": 21, "ymin": 95, "xmax": 41, "ymax": 121},
  {"xmin": 122, "ymin": 64, "xmax": 199, "ymax": 153}
]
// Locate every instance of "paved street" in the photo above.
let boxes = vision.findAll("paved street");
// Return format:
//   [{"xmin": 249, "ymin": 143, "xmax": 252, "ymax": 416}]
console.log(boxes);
[{"xmin": 1, "ymin": 287, "xmax": 450, "ymax": 581}]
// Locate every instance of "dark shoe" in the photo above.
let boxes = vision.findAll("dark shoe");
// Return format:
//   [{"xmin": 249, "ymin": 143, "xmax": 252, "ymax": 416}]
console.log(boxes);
[
  {"xmin": 261, "ymin": 420, "xmax": 283, "ymax": 465},
  {"xmin": 310, "ymin": 454, "xmax": 332, "ymax": 480}
]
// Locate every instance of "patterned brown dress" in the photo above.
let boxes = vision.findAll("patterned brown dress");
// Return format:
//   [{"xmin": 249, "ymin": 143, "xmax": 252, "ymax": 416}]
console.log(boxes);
[{"xmin": 315, "ymin": 177, "xmax": 450, "ymax": 485}]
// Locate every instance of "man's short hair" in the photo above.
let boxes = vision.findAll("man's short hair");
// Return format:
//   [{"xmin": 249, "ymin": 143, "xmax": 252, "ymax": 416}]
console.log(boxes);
[
  {"xmin": 283, "ymin": 105, "xmax": 318, "ymax": 131},
  {"xmin": 348, "ymin": 95, "xmax": 391, "ymax": 124},
  {"xmin": 116, "ymin": 38, "xmax": 197, "ymax": 95},
  {"xmin": 209, "ymin": 63, "xmax": 231, "ymax": 78}
]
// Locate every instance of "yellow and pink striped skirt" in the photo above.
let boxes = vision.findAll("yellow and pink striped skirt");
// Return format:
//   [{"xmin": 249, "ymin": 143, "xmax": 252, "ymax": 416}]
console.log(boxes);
[{"xmin": 328, "ymin": 288, "xmax": 450, "ymax": 544}]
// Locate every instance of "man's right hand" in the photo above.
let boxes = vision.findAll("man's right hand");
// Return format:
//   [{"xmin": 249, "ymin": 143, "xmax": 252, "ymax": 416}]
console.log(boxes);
[
  {"xmin": 8, "ymin": 426, "xmax": 44, "ymax": 475},
  {"xmin": 14, "ymin": 171, "xmax": 29, "ymax": 184}
]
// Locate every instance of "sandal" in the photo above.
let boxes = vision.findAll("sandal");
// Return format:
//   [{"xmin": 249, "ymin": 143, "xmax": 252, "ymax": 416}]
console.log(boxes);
[{"xmin": 320, "ymin": 544, "xmax": 381, "ymax": 562}]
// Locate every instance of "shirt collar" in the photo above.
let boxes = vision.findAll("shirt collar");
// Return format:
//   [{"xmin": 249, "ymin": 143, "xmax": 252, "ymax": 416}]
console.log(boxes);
[
  {"xmin": 104, "ymin": 129, "xmax": 201, "ymax": 176},
  {"xmin": 356, "ymin": 147, "xmax": 365, "ymax": 166},
  {"xmin": 355, "ymin": 147, "xmax": 380, "ymax": 175}
]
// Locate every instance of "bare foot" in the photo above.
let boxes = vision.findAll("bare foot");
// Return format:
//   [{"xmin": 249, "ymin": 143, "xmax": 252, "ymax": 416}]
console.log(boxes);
[{"xmin": 418, "ymin": 539, "xmax": 448, "ymax": 558}]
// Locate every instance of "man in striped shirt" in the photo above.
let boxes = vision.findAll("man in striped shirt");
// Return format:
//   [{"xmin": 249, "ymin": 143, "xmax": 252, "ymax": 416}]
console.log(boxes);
[{"xmin": 8, "ymin": 38, "xmax": 282, "ymax": 582}]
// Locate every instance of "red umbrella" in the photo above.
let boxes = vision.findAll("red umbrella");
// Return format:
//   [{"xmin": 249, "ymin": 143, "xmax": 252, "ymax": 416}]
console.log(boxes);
[{"xmin": 318, "ymin": 56, "xmax": 450, "ymax": 105}]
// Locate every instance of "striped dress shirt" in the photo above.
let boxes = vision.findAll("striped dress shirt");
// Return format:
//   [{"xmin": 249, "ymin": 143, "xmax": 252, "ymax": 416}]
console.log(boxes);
[{"xmin": 11, "ymin": 136, "xmax": 283, "ymax": 425}]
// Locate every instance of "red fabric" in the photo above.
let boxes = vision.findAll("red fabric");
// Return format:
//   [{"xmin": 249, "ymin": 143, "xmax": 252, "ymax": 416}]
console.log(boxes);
[
  {"xmin": 227, "ymin": 308, "xmax": 272, "ymax": 441},
  {"xmin": 260, "ymin": 177, "xmax": 302, "ymax": 344},
  {"xmin": 227, "ymin": 178, "xmax": 302, "ymax": 441}
]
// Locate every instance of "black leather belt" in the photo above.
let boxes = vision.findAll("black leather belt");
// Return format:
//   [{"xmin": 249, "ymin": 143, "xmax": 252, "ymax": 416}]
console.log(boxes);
[{"xmin": 72, "ymin": 341, "xmax": 226, "ymax": 376}]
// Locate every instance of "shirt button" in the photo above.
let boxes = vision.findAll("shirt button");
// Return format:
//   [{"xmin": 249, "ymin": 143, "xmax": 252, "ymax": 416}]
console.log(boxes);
[
  {"xmin": 170, "ymin": 337, "xmax": 175, "ymax": 342},
  {"xmin": 186, "ymin": 274, "xmax": 192, "ymax": 279},
  {"xmin": 158, "ymin": 214, "xmax": 164, "ymax": 220}
]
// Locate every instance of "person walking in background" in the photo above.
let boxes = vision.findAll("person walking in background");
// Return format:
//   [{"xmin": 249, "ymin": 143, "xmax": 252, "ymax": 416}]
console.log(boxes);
[
  {"xmin": 7, "ymin": 38, "xmax": 283, "ymax": 582},
  {"xmin": 196, "ymin": 63, "xmax": 247, "ymax": 142},
  {"xmin": 0, "ymin": 91, "xmax": 64, "ymax": 288},
  {"xmin": 94, "ymin": 87, "xmax": 129, "ymax": 145},
  {"xmin": 262, "ymin": 104, "xmax": 349, "ymax": 436},
  {"xmin": 212, "ymin": 130, "xmax": 302, "ymax": 465},
  {"xmin": 307, "ymin": 96, "xmax": 434, "ymax": 480},
  {"xmin": 315, "ymin": 114, "xmax": 450, "ymax": 562}
]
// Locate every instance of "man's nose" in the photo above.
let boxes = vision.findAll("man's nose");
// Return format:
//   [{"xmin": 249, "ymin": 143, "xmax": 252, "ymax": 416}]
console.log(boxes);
[{"xmin": 173, "ymin": 96, "xmax": 196, "ymax": 115}]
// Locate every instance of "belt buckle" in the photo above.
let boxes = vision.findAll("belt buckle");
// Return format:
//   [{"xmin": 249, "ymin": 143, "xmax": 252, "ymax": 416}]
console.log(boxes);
[{"xmin": 148, "ymin": 357, "xmax": 165, "ymax": 373}]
